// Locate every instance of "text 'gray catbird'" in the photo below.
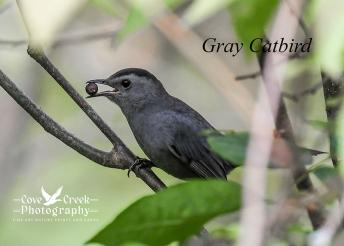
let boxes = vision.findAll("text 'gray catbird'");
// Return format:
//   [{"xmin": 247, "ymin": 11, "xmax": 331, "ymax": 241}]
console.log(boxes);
[{"xmin": 86, "ymin": 68, "xmax": 234, "ymax": 179}]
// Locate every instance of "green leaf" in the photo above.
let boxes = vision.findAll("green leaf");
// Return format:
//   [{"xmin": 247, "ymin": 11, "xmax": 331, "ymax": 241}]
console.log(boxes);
[
  {"xmin": 88, "ymin": 180, "xmax": 241, "ymax": 246},
  {"xmin": 307, "ymin": 120, "xmax": 328, "ymax": 130},
  {"xmin": 312, "ymin": 166, "xmax": 337, "ymax": 181},
  {"xmin": 207, "ymin": 131, "xmax": 248, "ymax": 166},
  {"xmin": 117, "ymin": 5, "xmax": 147, "ymax": 41},
  {"xmin": 311, "ymin": 165, "xmax": 341, "ymax": 200},
  {"xmin": 228, "ymin": 0, "xmax": 279, "ymax": 55}
]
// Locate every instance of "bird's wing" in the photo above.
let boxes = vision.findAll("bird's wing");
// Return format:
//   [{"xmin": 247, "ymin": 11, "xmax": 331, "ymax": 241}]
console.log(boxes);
[
  {"xmin": 41, "ymin": 186, "xmax": 51, "ymax": 201},
  {"xmin": 168, "ymin": 128, "xmax": 229, "ymax": 179},
  {"xmin": 51, "ymin": 186, "xmax": 63, "ymax": 200}
]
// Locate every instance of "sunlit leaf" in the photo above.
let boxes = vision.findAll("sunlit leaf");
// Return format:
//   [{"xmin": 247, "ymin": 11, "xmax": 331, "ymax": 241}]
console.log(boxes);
[{"xmin": 87, "ymin": 180, "xmax": 241, "ymax": 246}]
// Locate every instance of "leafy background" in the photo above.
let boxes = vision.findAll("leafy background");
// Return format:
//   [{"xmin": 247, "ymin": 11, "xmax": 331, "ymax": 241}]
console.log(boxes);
[{"xmin": 0, "ymin": 0, "xmax": 343, "ymax": 245}]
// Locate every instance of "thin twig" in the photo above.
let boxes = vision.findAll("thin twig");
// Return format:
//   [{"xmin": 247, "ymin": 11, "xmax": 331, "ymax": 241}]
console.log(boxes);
[
  {"xmin": 0, "ymin": 69, "xmax": 166, "ymax": 192},
  {"xmin": 264, "ymin": 0, "xmax": 326, "ymax": 230},
  {"xmin": 284, "ymin": 0, "xmax": 311, "ymax": 37},
  {"xmin": 0, "ymin": 70, "xmax": 113, "ymax": 167},
  {"xmin": 0, "ymin": 39, "xmax": 26, "ymax": 47},
  {"xmin": 16, "ymin": 2, "xmax": 163, "ymax": 189},
  {"xmin": 282, "ymin": 81, "xmax": 323, "ymax": 102},
  {"xmin": 235, "ymin": 71, "xmax": 261, "ymax": 81},
  {"xmin": 285, "ymin": 0, "xmax": 341, "ymax": 171},
  {"xmin": 27, "ymin": 46, "xmax": 122, "ymax": 147},
  {"xmin": 235, "ymin": 52, "xmax": 308, "ymax": 81},
  {"xmin": 0, "ymin": 24, "xmax": 122, "ymax": 48}
]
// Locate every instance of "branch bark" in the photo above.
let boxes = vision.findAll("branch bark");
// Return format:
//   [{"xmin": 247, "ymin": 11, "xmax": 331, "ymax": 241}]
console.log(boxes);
[
  {"xmin": 2, "ymin": 0, "xmax": 166, "ymax": 195},
  {"xmin": 0, "ymin": 24, "xmax": 121, "ymax": 48},
  {"xmin": 321, "ymin": 72, "xmax": 343, "ymax": 167},
  {"xmin": 0, "ymin": 68, "xmax": 166, "ymax": 192}
]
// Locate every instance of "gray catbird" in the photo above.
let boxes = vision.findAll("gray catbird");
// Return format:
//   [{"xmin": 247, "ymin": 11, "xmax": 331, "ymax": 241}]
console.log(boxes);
[{"xmin": 86, "ymin": 68, "xmax": 234, "ymax": 179}]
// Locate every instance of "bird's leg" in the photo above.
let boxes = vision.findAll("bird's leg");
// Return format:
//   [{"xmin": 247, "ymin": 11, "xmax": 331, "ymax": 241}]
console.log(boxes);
[{"xmin": 127, "ymin": 157, "xmax": 155, "ymax": 177}]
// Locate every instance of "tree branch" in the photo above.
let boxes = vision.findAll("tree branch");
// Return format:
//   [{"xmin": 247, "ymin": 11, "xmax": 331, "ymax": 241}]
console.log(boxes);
[
  {"xmin": 282, "ymin": 81, "xmax": 323, "ymax": 102},
  {"xmin": 0, "ymin": 70, "xmax": 112, "ymax": 167},
  {"xmin": 251, "ymin": 0, "xmax": 325, "ymax": 230},
  {"xmin": 0, "ymin": 24, "xmax": 121, "ymax": 48},
  {"xmin": 27, "ymin": 46, "xmax": 123, "ymax": 146},
  {"xmin": 321, "ymin": 72, "xmax": 343, "ymax": 167},
  {"xmin": 8, "ymin": 0, "xmax": 166, "ymax": 192},
  {"xmin": 0, "ymin": 69, "xmax": 166, "ymax": 192},
  {"xmin": 286, "ymin": 0, "xmax": 343, "ymax": 168},
  {"xmin": 235, "ymin": 52, "xmax": 307, "ymax": 81}
]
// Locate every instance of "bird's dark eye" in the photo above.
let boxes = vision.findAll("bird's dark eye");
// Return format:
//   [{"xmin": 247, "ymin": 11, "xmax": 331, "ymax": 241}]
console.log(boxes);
[{"xmin": 121, "ymin": 79, "xmax": 131, "ymax": 88}]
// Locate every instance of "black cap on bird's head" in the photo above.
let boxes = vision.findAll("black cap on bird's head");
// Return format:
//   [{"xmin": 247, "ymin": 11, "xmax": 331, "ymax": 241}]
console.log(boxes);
[{"xmin": 86, "ymin": 68, "xmax": 167, "ymax": 109}]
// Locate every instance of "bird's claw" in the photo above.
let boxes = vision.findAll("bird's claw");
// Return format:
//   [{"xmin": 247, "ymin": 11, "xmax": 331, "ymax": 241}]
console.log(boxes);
[{"xmin": 127, "ymin": 157, "xmax": 153, "ymax": 177}]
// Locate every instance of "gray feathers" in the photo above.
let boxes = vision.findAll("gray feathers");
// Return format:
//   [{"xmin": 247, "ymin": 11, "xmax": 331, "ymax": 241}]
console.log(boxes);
[{"xmin": 95, "ymin": 68, "xmax": 234, "ymax": 180}]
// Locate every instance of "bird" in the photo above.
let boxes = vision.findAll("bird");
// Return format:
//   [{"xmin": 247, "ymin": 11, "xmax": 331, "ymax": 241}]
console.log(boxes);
[
  {"xmin": 41, "ymin": 186, "xmax": 63, "ymax": 206},
  {"xmin": 86, "ymin": 68, "xmax": 234, "ymax": 180}
]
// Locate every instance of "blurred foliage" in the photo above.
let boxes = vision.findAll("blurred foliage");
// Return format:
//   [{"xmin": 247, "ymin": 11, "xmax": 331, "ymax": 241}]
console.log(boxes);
[
  {"xmin": 163, "ymin": 0, "xmax": 184, "ymax": 9},
  {"xmin": 183, "ymin": 0, "xmax": 233, "ymax": 25},
  {"xmin": 2, "ymin": 0, "xmax": 344, "ymax": 245},
  {"xmin": 336, "ymin": 99, "xmax": 344, "ymax": 178},
  {"xmin": 312, "ymin": 165, "xmax": 338, "ymax": 181},
  {"xmin": 307, "ymin": 0, "xmax": 344, "ymax": 76},
  {"xmin": 88, "ymin": 180, "xmax": 241, "ymax": 246},
  {"xmin": 89, "ymin": 0, "xmax": 124, "ymax": 16},
  {"xmin": 228, "ymin": 0, "xmax": 279, "ymax": 55},
  {"xmin": 209, "ymin": 223, "xmax": 240, "ymax": 241},
  {"xmin": 308, "ymin": 120, "xmax": 329, "ymax": 131},
  {"xmin": 117, "ymin": 5, "xmax": 147, "ymax": 41},
  {"xmin": 91, "ymin": 0, "xmax": 185, "ymax": 41}
]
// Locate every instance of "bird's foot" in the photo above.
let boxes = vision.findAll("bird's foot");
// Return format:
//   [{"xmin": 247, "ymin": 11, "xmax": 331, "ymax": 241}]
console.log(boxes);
[{"xmin": 127, "ymin": 157, "xmax": 154, "ymax": 177}]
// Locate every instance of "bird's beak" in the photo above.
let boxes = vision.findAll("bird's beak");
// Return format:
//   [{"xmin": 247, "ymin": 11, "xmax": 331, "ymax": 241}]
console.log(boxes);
[{"xmin": 85, "ymin": 79, "xmax": 119, "ymax": 98}]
